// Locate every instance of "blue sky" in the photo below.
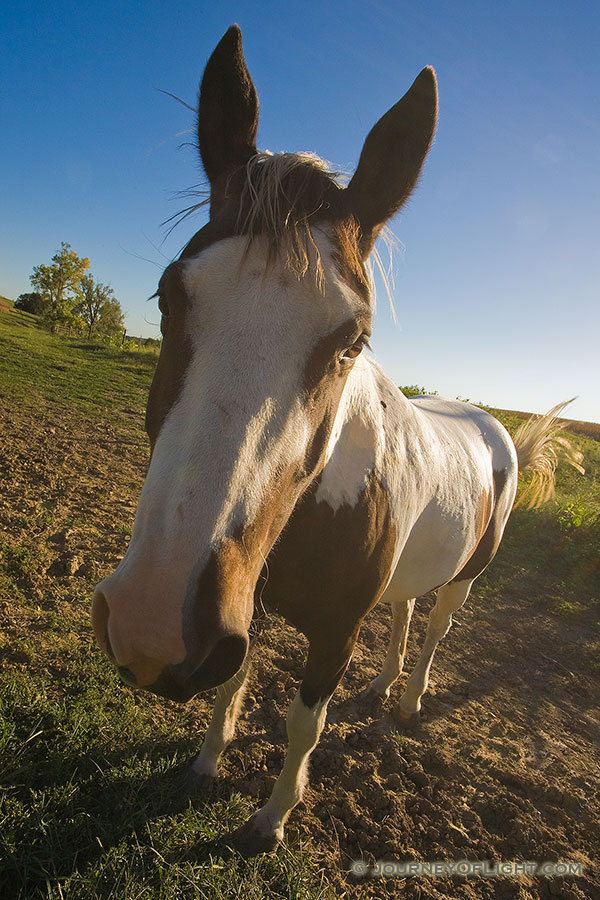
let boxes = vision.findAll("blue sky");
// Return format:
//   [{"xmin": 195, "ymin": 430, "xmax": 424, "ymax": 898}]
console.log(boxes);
[{"xmin": 2, "ymin": 1, "xmax": 599, "ymax": 421}]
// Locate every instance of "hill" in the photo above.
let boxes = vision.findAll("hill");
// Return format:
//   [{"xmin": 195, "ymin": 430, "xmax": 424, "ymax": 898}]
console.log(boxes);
[{"xmin": 488, "ymin": 406, "xmax": 600, "ymax": 443}]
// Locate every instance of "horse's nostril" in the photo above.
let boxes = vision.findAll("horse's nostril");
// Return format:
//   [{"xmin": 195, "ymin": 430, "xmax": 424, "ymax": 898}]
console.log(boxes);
[
  {"xmin": 192, "ymin": 633, "xmax": 249, "ymax": 687},
  {"xmin": 148, "ymin": 633, "xmax": 249, "ymax": 702}
]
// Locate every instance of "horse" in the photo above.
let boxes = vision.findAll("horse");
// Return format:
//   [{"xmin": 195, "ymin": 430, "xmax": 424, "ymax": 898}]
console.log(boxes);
[{"xmin": 91, "ymin": 26, "xmax": 583, "ymax": 856}]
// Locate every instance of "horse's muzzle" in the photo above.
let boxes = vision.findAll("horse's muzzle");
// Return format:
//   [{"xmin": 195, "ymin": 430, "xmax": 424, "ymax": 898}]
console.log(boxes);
[
  {"xmin": 91, "ymin": 586, "xmax": 249, "ymax": 702},
  {"xmin": 146, "ymin": 633, "xmax": 248, "ymax": 702}
]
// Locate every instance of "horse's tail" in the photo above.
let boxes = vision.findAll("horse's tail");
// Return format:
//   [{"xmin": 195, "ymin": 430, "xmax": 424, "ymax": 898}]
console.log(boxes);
[{"xmin": 513, "ymin": 398, "xmax": 585, "ymax": 509}]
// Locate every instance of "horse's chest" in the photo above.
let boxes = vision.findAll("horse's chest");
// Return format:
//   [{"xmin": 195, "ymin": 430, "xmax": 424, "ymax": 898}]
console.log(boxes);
[{"xmin": 257, "ymin": 473, "xmax": 396, "ymax": 640}]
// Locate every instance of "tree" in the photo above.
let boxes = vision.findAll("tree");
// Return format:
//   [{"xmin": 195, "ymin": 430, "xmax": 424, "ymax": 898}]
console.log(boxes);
[
  {"xmin": 77, "ymin": 274, "xmax": 111, "ymax": 338},
  {"xmin": 30, "ymin": 242, "xmax": 90, "ymax": 329},
  {"xmin": 15, "ymin": 292, "xmax": 46, "ymax": 315},
  {"xmin": 75, "ymin": 274, "xmax": 125, "ymax": 339},
  {"xmin": 97, "ymin": 295, "xmax": 125, "ymax": 339}
]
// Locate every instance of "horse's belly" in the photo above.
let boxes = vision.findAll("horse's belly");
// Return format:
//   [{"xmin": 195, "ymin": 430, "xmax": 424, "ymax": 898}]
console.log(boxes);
[
  {"xmin": 383, "ymin": 557, "xmax": 457, "ymax": 602},
  {"xmin": 384, "ymin": 500, "xmax": 475, "ymax": 600}
]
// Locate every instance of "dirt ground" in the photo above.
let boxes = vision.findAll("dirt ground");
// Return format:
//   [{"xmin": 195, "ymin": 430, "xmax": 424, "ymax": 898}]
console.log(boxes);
[{"xmin": 1, "ymin": 398, "xmax": 599, "ymax": 900}]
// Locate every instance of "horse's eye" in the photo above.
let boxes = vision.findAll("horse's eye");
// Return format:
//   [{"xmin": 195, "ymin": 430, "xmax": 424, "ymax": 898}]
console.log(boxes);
[
  {"xmin": 340, "ymin": 335, "xmax": 370, "ymax": 363},
  {"xmin": 158, "ymin": 295, "xmax": 169, "ymax": 318}
]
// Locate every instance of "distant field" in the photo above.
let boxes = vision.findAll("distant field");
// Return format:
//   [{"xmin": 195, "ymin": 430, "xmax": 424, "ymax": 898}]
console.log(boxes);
[
  {"xmin": 1, "ymin": 306, "xmax": 598, "ymax": 899},
  {"xmin": 487, "ymin": 406, "xmax": 600, "ymax": 443}
]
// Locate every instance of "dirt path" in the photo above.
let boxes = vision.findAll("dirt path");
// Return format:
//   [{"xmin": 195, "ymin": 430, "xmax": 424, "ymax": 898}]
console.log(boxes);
[{"xmin": 1, "ymin": 398, "xmax": 598, "ymax": 900}]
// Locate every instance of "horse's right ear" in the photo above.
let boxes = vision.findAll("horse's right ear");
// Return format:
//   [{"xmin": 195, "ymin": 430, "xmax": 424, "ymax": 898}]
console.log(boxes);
[{"xmin": 198, "ymin": 25, "xmax": 259, "ymax": 188}]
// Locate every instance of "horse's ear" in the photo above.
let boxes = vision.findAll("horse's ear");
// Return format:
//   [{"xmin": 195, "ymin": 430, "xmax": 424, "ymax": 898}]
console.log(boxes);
[
  {"xmin": 198, "ymin": 25, "xmax": 259, "ymax": 187},
  {"xmin": 343, "ymin": 67, "xmax": 438, "ymax": 257}
]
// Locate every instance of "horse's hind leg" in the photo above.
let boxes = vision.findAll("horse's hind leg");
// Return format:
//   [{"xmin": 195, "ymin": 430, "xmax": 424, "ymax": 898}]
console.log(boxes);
[
  {"xmin": 191, "ymin": 653, "xmax": 251, "ymax": 791},
  {"xmin": 393, "ymin": 579, "xmax": 473, "ymax": 728},
  {"xmin": 366, "ymin": 597, "xmax": 416, "ymax": 700}
]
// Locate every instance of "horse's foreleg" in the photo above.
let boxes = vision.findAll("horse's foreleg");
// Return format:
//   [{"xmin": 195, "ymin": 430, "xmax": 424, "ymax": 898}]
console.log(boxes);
[
  {"xmin": 230, "ymin": 630, "xmax": 357, "ymax": 856},
  {"xmin": 367, "ymin": 596, "xmax": 415, "ymax": 699},
  {"xmin": 191, "ymin": 653, "xmax": 251, "ymax": 790},
  {"xmin": 394, "ymin": 579, "xmax": 472, "ymax": 727}
]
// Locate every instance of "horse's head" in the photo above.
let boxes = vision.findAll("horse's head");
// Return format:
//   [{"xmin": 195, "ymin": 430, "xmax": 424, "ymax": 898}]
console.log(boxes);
[{"xmin": 92, "ymin": 26, "xmax": 437, "ymax": 702}]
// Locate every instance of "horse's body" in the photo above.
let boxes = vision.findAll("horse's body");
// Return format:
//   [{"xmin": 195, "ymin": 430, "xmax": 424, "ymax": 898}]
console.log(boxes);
[
  {"xmin": 259, "ymin": 353, "xmax": 518, "ymax": 706},
  {"xmin": 92, "ymin": 27, "xmax": 581, "ymax": 855}
]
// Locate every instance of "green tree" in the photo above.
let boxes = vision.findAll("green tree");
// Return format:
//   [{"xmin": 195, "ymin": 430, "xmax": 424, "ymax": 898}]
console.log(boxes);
[
  {"xmin": 75, "ymin": 274, "xmax": 125, "ymax": 340},
  {"xmin": 15, "ymin": 292, "xmax": 46, "ymax": 315},
  {"xmin": 97, "ymin": 295, "xmax": 125, "ymax": 340},
  {"xmin": 30, "ymin": 242, "xmax": 90, "ymax": 330},
  {"xmin": 76, "ymin": 275, "xmax": 115, "ymax": 338}
]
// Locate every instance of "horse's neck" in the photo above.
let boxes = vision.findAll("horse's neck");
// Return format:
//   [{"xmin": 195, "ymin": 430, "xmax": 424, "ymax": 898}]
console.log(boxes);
[{"xmin": 314, "ymin": 355, "xmax": 419, "ymax": 511}]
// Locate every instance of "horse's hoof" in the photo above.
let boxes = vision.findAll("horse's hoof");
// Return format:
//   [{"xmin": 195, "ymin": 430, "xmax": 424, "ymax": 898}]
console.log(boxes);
[
  {"xmin": 228, "ymin": 814, "xmax": 281, "ymax": 857},
  {"xmin": 359, "ymin": 686, "xmax": 386, "ymax": 712},
  {"xmin": 189, "ymin": 769, "xmax": 218, "ymax": 795},
  {"xmin": 391, "ymin": 706, "xmax": 420, "ymax": 730},
  {"xmin": 364, "ymin": 677, "xmax": 391, "ymax": 701}
]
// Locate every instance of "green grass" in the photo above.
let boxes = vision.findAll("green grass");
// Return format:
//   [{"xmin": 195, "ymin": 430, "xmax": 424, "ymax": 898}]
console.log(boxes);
[
  {"xmin": 478, "ymin": 405, "xmax": 600, "ymax": 620},
  {"xmin": 0, "ymin": 308, "xmax": 157, "ymax": 422},
  {"xmin": 0, "ymin": 661, "xmax": 330, "ymax": 899}
]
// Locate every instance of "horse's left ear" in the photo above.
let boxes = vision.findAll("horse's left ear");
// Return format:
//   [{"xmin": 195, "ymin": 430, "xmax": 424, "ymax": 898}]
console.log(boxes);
[
  {"xmin": 197, "ymin": 25, "xmax": 259, "ymax": 189},
  {"xmin": 342, "ymin": 67, "xmax": 438, "ymax": 257}
]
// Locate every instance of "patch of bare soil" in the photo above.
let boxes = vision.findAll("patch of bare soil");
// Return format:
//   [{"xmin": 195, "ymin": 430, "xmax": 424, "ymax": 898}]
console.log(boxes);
[
  {"xmin": 0, "ymin": 401, "xmax": 148, "ymax": 662},
  {"xmin": 1, "ymin": 400, "xmax": 598, "ymax": 900}
]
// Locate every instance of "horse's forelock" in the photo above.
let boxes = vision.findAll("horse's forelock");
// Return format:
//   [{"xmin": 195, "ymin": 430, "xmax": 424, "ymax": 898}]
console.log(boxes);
[{"xmin": 179, "ymin": 151, "xmax": 371, "ymax": 302}]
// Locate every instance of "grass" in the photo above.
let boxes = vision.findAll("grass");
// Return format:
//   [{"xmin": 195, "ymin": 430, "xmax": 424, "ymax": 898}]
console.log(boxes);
[
  {"xmin": 0, "ymin": 307, "xmax": 158, "ymax": 422},
  {"xmin": 1, "ymin": 663, "xmax": 330, "ymax": 899},
  {"xmin": 478, "ymin": 405, "xmax": 600, "ymax": 622},
  {"xmin": 0, "ymin": 601, "xmax": 334, "ymax": 900},
  {"xmin": 0, "ymin": 307, "xmax": 598, "ymax": 898}
]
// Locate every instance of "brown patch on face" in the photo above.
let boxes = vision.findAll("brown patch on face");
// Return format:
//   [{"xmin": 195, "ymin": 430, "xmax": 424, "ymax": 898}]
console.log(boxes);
[
  {"xmin": 145, "ymin": 264, "xmax": 193, "ymax": 448},
  {"xmin": 302, "ymin": 416, "xmax": 333, "ymax": 480},
  {"xmin": 262, "ymin": 471, "xmax": 397, "ymax": 706},
  {"xmin": 451, "ymin": 468, "xmax": 509, "ymax": 583},
  {"xmin": 146, "ymin": 210, "xmax": 246, "ymax": 448},
  {"xmin": 299, "ymin": 316, "xmax": 371, "ymax": 479},
  {"xmin": 302, "ymin": 317, "xmax": 370, "ymax": 395},
  {"xmin": 192, "ymin": 534, "xmax": 263, "ymax": 639},
  {"xmin": 180, "ymin": 460, "xmax": 305, "ymax": 655}
]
